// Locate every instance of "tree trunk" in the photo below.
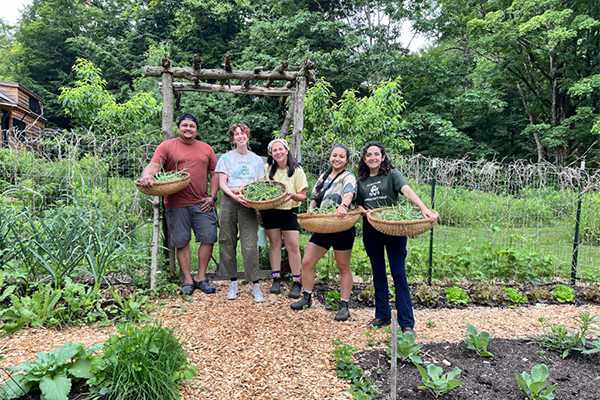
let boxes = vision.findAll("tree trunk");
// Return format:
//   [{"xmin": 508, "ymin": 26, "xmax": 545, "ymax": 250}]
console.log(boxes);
[
  {"xmin": 280, "ymin": 89, "xmax": 297, "ymax": 139},
  {"xmin": 517, "ymin": 83, "xmax": 543, "ymax": 163}
]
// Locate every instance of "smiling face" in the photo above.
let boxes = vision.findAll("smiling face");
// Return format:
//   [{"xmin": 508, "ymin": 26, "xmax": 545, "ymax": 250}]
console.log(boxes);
[
  {"xmin": 364, "ymin": 145, "xmax": 384, "ymax": 173},
  {"xmin": 177, "ymin": 120, "xmax": 198, "ymax": 143},
  {"xmin": 329, "ymin": 146, "xmax": 348, "ymax": 172},
  {"xmin": 232, "ymin": 127, "xmax": 249, "ymax": 148},
  {"xmin": 271, "ymin": 142, "xmax": 288, "ymax": 165}
]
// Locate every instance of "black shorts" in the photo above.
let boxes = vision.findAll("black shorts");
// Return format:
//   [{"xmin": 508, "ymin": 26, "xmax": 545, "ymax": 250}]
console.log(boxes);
[
  {"xmin": 309, "ymin": 227, "xmax": 356, "ymax": 251},
  {"xmin": 260, "ymin": 207, "xmax": 300, "ymax": 231}
]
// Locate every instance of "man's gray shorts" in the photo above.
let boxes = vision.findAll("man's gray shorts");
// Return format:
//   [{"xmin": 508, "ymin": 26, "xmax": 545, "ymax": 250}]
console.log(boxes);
[{"xmin": 165, "ymin": 202, "xmax": 218, "ymax": 248}]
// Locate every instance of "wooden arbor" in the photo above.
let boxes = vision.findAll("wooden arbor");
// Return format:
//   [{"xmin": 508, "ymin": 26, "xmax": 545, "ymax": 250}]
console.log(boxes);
[{"xmin": 144, "ymin": 53, "xmax": 316, "ymax": 159}]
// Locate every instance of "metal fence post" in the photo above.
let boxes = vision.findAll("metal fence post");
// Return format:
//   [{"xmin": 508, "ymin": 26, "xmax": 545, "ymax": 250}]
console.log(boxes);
[
  {"xmin": 571, "ymin": 161, "xmax": 585, "ymax": 284},
  {"xmin": 428, "ymin": 159, "xmax": 437, "ymax": 286}
]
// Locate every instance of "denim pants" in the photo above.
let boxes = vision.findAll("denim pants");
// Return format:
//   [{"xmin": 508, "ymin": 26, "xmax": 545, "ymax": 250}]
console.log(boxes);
[
  {"xmin": 218, "ymin": 195, "xmax": 260, "ymax": 282},
  {"xmin": 363, "ymin": 227, "xmax": 414, "ymax": 328}
]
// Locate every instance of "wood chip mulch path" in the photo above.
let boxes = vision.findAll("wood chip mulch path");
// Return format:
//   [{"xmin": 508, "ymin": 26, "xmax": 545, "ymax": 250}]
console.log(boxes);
[{"xmin": 1, "ymin": 280, "xmax": 600, "ymax": 399}]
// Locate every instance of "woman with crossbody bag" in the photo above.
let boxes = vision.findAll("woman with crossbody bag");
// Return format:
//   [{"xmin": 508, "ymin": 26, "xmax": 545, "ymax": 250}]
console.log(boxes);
[{"xmin": 290, "ymin": 144, "xmax": 357, "ymax": 321}]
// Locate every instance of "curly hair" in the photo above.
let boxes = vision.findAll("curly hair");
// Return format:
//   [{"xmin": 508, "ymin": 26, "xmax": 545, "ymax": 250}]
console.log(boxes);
[
  {"xmin": 358, "ymin": 141, "xmax": 394, "ymax": 180},
  {"xmin": 228, "ymin": 123, "xmax": 252, "ymax": 150}
]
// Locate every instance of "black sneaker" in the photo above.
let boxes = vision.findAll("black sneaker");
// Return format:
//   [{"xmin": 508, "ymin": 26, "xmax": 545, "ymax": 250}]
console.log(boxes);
[
  {"xmin": 194, "ymin": 279, "xmax": 216, "ymax": 294},
  {"xmin": 288, "ymin": 281, "xmax": 302, "ymax": 298},
  {"xmin": 270, "ymin": 277, "xmax": 281, "ymax": 294},
  {"xmin": 369, "ymin": 318, "xmax": 391, "ymax": 328},
  {"xmin": 335, "ymin": 301, "xmax": 350, "ymax": 321},
  {"xmin": 291, "ymin": 291, "xmax": 312, "ymax": 310}
]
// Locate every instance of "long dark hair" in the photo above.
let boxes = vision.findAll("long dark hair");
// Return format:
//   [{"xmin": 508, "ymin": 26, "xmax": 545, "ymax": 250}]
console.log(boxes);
[
  {"xmin": 266, "ymin": 152, "xmax": 300, "ymax": 179},
  {"xmin": 315, "ymin": 144, "xmax": 351, "ymax": 193},
  {"xmin": 358, "ymin": 141, "xmax": 394, "ymax": 180}
]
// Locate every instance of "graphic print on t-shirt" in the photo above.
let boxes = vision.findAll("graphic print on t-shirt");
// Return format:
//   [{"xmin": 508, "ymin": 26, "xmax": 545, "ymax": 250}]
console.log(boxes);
[{"xmin": 365, "ymin": 180, "xmax": 388, "ymax": 205}]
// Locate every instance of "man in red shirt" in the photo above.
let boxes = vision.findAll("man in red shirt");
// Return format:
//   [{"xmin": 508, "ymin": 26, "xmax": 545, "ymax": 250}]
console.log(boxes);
[{"xmin": 140, "ymin": 114, "xmax": 219, "ymax": 295}]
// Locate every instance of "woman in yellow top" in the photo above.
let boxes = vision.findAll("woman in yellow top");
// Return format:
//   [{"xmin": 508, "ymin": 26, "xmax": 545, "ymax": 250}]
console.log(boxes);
[{"xmin": 261, "ymin": 139, "xmax": 308, "ymax": 298}]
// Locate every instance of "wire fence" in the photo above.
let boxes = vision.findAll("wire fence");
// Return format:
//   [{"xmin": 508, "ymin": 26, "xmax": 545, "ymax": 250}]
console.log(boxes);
[{"xmin": 2, "ymin": 129, "xmax": 599, "ymax": 283}]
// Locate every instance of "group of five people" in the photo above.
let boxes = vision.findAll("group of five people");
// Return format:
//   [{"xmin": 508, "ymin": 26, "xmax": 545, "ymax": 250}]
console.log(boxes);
[{"xmin": 140, "ymin": 113, "xmax": 438, "ymax": 332}]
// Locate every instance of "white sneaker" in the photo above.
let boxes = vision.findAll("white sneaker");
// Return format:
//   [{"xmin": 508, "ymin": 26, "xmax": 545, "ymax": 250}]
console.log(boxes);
[
  {"xmin": 253, "ymin": 283, "xmax": 264, "ymax": 303},
  {"xmin": 227, "ymin": 281, "xmax": 238, "ymax": 300}
]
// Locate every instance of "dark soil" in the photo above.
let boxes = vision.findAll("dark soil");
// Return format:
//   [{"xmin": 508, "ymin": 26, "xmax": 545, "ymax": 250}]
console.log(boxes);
[
  {"xmin": 22, "ymin": 382, "xmax": 104, "ymax": 400},
  {"xmin": 312, "ymin": 282, "xmax": 600, "ymax": 311},
  {"xmin": 355, "ymin": 338, "xmax": 600, "ymax": 399}
]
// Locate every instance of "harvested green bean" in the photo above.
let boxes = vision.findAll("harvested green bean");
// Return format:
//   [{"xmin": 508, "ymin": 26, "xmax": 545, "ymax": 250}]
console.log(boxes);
[
  {"xmin": 373, "ymin": 204, "xmax": 424, "ymax": 221},
  {"xmin": 243, "ymin": 181, "xmax": 285, "ymax": 202},
  {"xmin": 310, "ymin": 204, "xmax": 344, "ymax": 215},
  {"xmin": 154, "ymin": 169, "xmax": 187, "ymax": 182}
]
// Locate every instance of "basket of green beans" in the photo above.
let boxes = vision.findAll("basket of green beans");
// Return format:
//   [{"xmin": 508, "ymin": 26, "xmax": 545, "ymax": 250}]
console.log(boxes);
[
  {"xmin": 297, "ymin": 204, "xmax": 361, "ymax": 233},
  {"xmin": 135, "ymin": 170, "xmax": 191, "ymax": 196},
  {"xmin": 368, "ymin": 205, "xmax": 437, "ymax": 236},
  {"xmin": 240, "ymin": 181, "xmax": 288, "ymax": 210}
]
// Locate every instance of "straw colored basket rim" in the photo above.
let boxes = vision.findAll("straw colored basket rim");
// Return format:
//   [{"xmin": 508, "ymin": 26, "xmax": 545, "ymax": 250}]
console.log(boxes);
[
  {"xmin": 297, "ymin": 210, "xmax": 361, "ymax": 234},
  {"xmin": 135, "ymin": 172, "xmax": 191, "ymax": 196},
  {"xmin": 368, "ymin": 207, "xmax": 436, "ymax": 236},
  {"xmin": 241, "ymin": 181, "xmax": 288, "ymax": 210}
]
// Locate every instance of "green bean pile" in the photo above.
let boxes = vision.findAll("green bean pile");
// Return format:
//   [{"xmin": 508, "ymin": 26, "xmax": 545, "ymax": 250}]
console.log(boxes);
[
  {"xmin": 243, "ymin": 181, "xmax": 285, "ymax": 202},
  {"xmin": 310, "ymin": 204, "xmax": 342, "ymax": 215},
  {"xmin": 374, "ymin": 204, "xmax": 424, "ymax": 221},
  {"xmin": 154, "ymin": 170, "xmax": 188, "ymax": 182}
]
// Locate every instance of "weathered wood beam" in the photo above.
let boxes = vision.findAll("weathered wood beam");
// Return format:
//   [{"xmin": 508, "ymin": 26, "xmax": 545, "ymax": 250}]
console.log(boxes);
[
  {"xmin": 160, "ymin": 58, "xmax": 174, "ymax": 140},
  {"xmin": 280, "ymin": 89, "xmax": 296, "ymax": 138},
  {"xmin": 160, "ymin": 82, "xmax": 294, "ymax": 96},
  {"xmin": 193, "ymin": 54, "xmax": 202, "ymax": 70},
  {"xmin": 145, "ymin": 66, "xmax": 315, "ymax": 83},
  {"xmin": 291, "ymin": 76, "xmax": 307, "ymax": 161},
  {"xmin": 253, "ymin": 66, "xmax": 267, "ymax": 73},
  {"xmin": 265, "ymin": 62, "xmax": 289, "ymax": 88}
]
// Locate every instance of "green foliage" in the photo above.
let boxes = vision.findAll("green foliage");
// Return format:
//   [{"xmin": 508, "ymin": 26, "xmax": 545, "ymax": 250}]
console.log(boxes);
[
  {"xmin": 384, "ymin": 329, "xmax": 423, "ymax": 364},
  {"xmin": 357, "ymin": 286, "xmax": 375, "ymax": 307},
  {"xmin": 3, "ymin": 341, "xmax": 101, "ymax": 400},
  {"xmin": 108, "ymin": 290, "xmax": 153, "ymax": 323},
  {"xmin": 412, "ymin": 285, "xmax": 440, "ymax": 308},
  {"xmin": 529, "ymin": 312, "xmax": 600, "ymax": 358},
  {"xmin": 581, "ymin": 284, "xmax": 600, "ymax": 303},
  {"xmin": 504, "ymin": 287, "xmax": 529, "ymax": 303},
  {"xmin": 469, "ymin": 282, "xmax": 511, "ymax": 306},
  {"xmin": 515, "ymin": 364, "xmax": 557, "ymax": 400},
  {"xmin": 0, "ymin": 284, "xmax": 64, "ymax": 335},
  {"xmin": 464, "ymin": 324, "xmax": 494, "ymax": 357},
  {"xmin": 332, "ymin": 340, "xmax": 377, "ymax": 400},
  {"xmin": 324, "ymin": 290, "xmax": 341, "ymax": 311},
  {"xmin": 91, "ymin": 323, "xmax": 196, "ymax": 400},
  {"xmin": 416, "ymin": 363, "xmax": 463, "ymax": 398},
  {"xmin": 551, "ymin": 285, "xmax": 575, "ymax": 303},
  {"xmin": 527, "ymin": 288, "xmax": 554, "ymax": 303},
  {"xmin": 372, "ymin": 204, "xmax": 424, "ymax": 221},
  {"xmin": 445, "ymin": 286, "xmax": 470, "ymax": 306}
]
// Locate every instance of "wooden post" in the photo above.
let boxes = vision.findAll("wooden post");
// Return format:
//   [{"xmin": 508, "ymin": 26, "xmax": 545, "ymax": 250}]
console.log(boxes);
[
  {"xmin": 150, "ymin": 196, "xmax": 160, "ymax": 289},
  {"xmin": 291, "ymin": 76, "xmax": 307, "ymax": 162},
  {"xmin": 391, "ymin": 311, "xmax": 398, "ymax": 400},
  {"xmin": 161, "ymin": 58, "xmax": 174, "ymax": 140},
  {"xmin": 279, "ymin": 89, "xmax": 297, "ymax": 139}
]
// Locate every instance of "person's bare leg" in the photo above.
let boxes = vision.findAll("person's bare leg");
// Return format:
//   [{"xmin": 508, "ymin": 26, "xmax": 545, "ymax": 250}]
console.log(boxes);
[
  {"xmin": 194, "ymin": 243, "xmax": 214, "ymax": 282},
  {"xmin": 300, "ymin": 242, "xmax": 328, "ymax": 291},
  {"xmin": 265, "ymin": 229, "xmax": 283, "ymax": 272},
  {"xmin": 282, "ymin": 230, "xmax": 301, "ymax": 276},
  {"xmin": 334, "ymin": 249, "xmax": 354, "ymax": 299},
  {"xmin": 177, "ymin": 243, "xmax": 193, "ymax": 284}
]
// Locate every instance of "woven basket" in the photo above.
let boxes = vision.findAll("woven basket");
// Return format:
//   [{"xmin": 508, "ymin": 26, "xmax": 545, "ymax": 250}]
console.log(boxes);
[
  {"xmin": 297, "ymin": 210, "xmax": 361, "ymax": 234},
  {"xmin": 241, "ymin": 181, "xmax": 288, "ymax": 210},
  {"xmin": 368, "ymin": 207, "xmax": 436, "ymax": 236},
  {"xmin": 135, "ymin": 172, "xmax": 191, "ymax": 197}
]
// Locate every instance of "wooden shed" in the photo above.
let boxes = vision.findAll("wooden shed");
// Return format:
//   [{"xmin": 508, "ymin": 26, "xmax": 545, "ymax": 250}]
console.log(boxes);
[{"xmin": 0, "ymin": 81, "xmax": 47, "ymax": 150}]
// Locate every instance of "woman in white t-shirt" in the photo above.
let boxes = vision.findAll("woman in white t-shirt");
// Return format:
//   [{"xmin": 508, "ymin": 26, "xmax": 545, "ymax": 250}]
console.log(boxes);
[
  {"xmin": 216, "ymin": 123, "xmax": 266, "ymax": 303},
  {"xmin": 260, "ymin": 139, "xmax": 308, "ymax": 299}
]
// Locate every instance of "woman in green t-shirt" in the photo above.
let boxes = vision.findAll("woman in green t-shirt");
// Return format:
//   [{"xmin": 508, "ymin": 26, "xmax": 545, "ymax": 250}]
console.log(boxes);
[{"xmin": 356, "ymin": 141, "xmax": 438, "ymax": 334}]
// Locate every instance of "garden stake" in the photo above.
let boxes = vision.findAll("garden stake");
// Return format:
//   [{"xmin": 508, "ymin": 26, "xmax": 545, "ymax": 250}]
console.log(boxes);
[
  {"xmin": 571, "ymin": 160, "xmax": 584, "ymax": 284},
  {"xmin": 391, "ymin": 310, "xmax": 398, "ymax": 400},
  {"xmin": 150, "ymin": 196, "xmax": 160, "ymax": 289},
  {"xmin": 428, "ymin": 159, "xmax": 437, "ymax": 286}
]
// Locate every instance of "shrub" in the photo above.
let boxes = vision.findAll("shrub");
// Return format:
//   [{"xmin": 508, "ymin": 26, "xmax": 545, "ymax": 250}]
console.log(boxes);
[
  {"xmin": 527, "ymin": 288, "xmax": 553, "ymax": 303},
  {"xmin": 91, "ymin": 323, "xmax": 196, "ymax": 400},
  {"xmin": 551, "ymin": 285, "xmax": 575, "ymax": 303},
  {"xmin": 412, "ymin": 285, "xmax": 440, "ymax": 308},
  {"xmin": 445, "ymin": 286, "xmax": 470, "ymax": 306},
  {"xmin": 469, "ymin": 282, "xmax": 510, "ymax": 306}
]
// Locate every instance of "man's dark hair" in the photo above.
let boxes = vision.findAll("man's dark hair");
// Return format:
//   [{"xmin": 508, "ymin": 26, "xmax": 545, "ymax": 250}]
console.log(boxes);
[{"xmin": 177, "ymin": 113, "xmax": 199, "ymax": 128}]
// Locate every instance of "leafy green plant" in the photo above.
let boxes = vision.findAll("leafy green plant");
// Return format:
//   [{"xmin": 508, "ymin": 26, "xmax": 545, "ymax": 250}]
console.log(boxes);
[
  {"xmin": 415, "ymin": 363, "xmax": 463, "ymax": 398},
  {"xmin": 527, "ymin": 287, "xmax": 553, "ymax": 303},
  {"xmin": 445, "ymin": 286, "xmax": 470, "ymax": 306},
  {"xmin": 515, "ymin": 364, "xmax": 556, "ymax": 400},
  {"xmin": 412, "ymin": 285, "xmax": 440, "ymax": 308},
  {"xmin": 529, "ymin": 312, "xmax": 600, "ymax": 358},
  {"xmin": 504, "ymin": 287, "xmax": 528, "ymax": 303},
  {"xmin": 324, "ymin": 290, "xmax": 341, "ymax": 311},
  {"xmin": 90, "ymin": 323, "xmax": 196, "ymax": 400},
  {"xmin": 59, "ymin": 278, "xmax": 104, "ymax": 325},
  {"xmin": 384, "ymin": 329, "xmax": 423, "ymax": 364},
  {"xmin": 332, "ymin": 340, "xmax": 377, "ymax": 400},
  {"xmin": 108, "ymin": 290, "xmax": 153, "ymax": 322},
  {"xmin": 357, "ymin": 286, "xmax": 375, "ymax": 306},
  {"xmin": 0, "ymin": 284, "xmax": 65, "ymax": 335},
  {"xmin": 464, "ymin": 323, "xmax": 494, "ymax": 357},
  {"xmin": 469, "ymin": 282, "xmax": 510, "ymax": 306},
  {"xmin": 551, "ymin": 285, "xmax": 575, "ymax": 303},
  {"xmin": 3, "ymin": 341, "xmax": 101, "ymax": 400},
  {"xmin": 581, "ymin": 284, "xmax": 600, "ymax": 303}
]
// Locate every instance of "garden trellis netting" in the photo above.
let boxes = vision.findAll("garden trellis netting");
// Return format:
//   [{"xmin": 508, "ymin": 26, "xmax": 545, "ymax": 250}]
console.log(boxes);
[{"xmin": 1, "ymin": 129, "xmax": 599, "ymax": 284}]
